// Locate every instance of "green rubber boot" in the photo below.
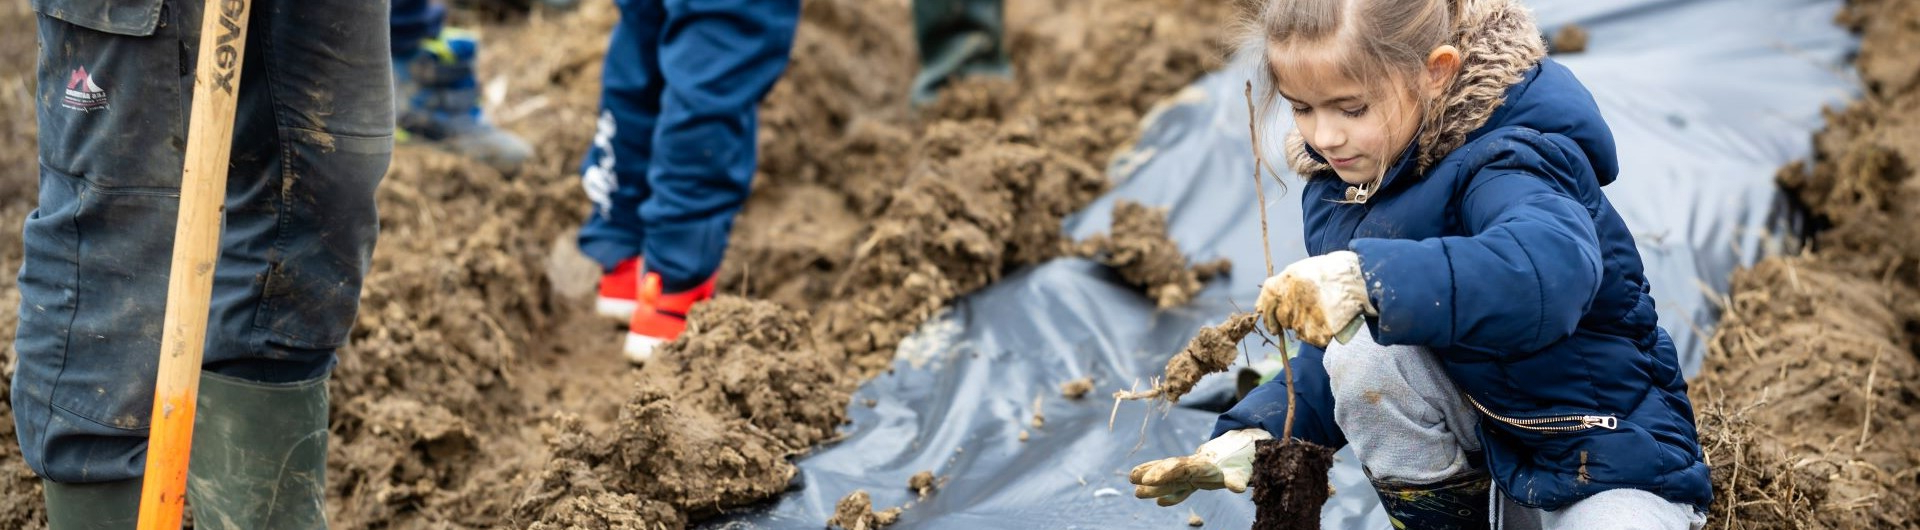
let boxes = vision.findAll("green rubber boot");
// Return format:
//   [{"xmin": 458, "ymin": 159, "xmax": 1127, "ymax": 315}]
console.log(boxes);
[
  {"xmin": 1371, "ymin": 472, "xmax": 1492, "ymax": 530},
  {"xmin": 43, "ymin": 478, "xmax": 141, "ymax": 529},
  {"xmin": 911, "ymin": 0, "xmax": 1011, "ymax": 105},
  {"xmin": 185, "ymin": 371, "xmax": 330, "ymax": 530}
]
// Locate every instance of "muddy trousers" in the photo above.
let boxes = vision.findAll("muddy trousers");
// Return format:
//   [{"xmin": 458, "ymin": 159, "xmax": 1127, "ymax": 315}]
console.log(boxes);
[
  {"xmin": 575, "ymin": 0, "xmax": 798, "ymax": 291},
  {"xmin": 11, "ymin": 0, "xmax": 389, "ymax": 490},
  {"xmin": 1324, "ymin": 332, "xmax": 1706, "ymax": 530}
]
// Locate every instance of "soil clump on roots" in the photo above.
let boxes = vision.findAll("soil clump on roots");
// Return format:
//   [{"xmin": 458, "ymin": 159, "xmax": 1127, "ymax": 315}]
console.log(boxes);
[
  {"xmin": 1117, "ymin": 312, "xmax": 1259, "ymax": 404},
  {"xmin": 1249, "ymin": 438, "xmax": 1334, "ymax": 530}
]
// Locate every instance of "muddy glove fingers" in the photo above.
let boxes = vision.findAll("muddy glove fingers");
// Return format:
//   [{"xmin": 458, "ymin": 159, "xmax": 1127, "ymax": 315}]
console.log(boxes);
[
  {"xmin": 1155, "ymin": 486, "xmax": 1199, "ymax": 507},
  {"xmin": 1129, "ymin": 455, "xmax": 1211, "ymax": 486},
  {"xmin": 1133, "ymin": 479, "xmax": 1206, "ymax": 506},
  {"xmin": 1259, "ymin": 251, "xmax": 1374, "ymax": 348},
  {"xmin": 1128, "ymin": 456, "xmax": 1224, "ymax": 508},
  {"xmin": 1254, "ymin": 274, "xmax": 1290, "ymax": 337},
  {"xmin": 1132, "ymin": 483, "xmax": 1199, "ymax": 506},
  {"xmin": 1257, "ymin": 273, "xmax": 1328, "ymax": 345}
]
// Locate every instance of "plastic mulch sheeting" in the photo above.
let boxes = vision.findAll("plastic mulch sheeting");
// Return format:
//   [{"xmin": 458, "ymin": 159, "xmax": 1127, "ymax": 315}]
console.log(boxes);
[{"xmin": 712, "ymin": 1, "xmax": 1855, "ymax": 527}]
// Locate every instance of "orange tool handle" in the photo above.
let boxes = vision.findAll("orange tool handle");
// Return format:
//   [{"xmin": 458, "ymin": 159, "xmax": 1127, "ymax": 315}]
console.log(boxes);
[{"xmin": 136, "ymin": 0, "xmax": 252, "ymax": 528}]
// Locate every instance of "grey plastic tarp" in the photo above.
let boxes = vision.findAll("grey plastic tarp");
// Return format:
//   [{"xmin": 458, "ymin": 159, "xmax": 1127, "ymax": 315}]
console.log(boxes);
[{"xmin": 710, "ymin": 1, "xmax": 1855, "ymax": 528}]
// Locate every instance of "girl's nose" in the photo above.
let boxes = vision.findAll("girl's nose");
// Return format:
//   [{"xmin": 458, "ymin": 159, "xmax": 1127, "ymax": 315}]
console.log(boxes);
[{"xmin": 1312, "ymin": 124, "xmax": 1346, "ymax": 151}]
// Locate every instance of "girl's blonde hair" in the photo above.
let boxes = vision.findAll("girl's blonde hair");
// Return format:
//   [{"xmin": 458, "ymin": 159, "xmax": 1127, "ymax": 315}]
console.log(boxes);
[
  {"xmin": 1245, "ymin": 0, "xmax": 1457, "ymax": 195},
  {"xmin": 1246, "ymin": 0, "xmax": 1546, "ymax": 195}
]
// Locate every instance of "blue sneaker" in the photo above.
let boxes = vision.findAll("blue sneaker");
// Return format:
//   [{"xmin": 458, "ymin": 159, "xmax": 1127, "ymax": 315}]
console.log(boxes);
[{"xmin": 394, "ymin": 28, "xmax": 532, "ymax": 173}]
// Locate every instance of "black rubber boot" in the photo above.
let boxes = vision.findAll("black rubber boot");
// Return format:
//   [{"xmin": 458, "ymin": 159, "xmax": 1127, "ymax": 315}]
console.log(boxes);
[
  {"xmin": 1371, "ymin": 472, "xmax": 1493, "ymax": 530},
  {"xmin": 43, "ymin": 478, "xmax": 141, "ymax": 529},
  {"xmin": 185, "ymin": 371, "xmax": 330, "ymax": 529},
  {"xmin": 910, "ymin": 0, "xmax": 1011, "ymax": 105}
]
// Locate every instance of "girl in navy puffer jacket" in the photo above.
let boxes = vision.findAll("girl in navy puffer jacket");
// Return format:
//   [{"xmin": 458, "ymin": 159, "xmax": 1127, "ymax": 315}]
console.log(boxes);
[{"xmin": 1127, "ymin": 0, "xmax": 1711, "ymax": 527}]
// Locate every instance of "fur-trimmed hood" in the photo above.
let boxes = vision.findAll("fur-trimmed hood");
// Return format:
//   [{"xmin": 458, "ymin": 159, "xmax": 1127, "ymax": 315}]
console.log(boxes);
[{"xmin": 1284, "ymin": 0, "xmax": 1548, "ymax": 178}]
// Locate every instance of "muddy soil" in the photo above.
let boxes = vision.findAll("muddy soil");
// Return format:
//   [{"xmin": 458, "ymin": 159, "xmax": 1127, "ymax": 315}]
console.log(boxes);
[
  {"xmin": 1073, "ymin": 200, "xmax": 1234, "ymax": 309},
  {"xmin": 1695, "ymin": 0, "xmax": 1920, "ymax": 527},
  {"xmin": 1250, "ymin": 438, "xmax": 1334, "ymax": 530},
  {"xmin": 0, "ymin": 0, "xmax": 40, "ymax": 526},
  {"xmin": 826, "ymin": 490, "xmax": 901, "ymax": 530},
  {"xmin": 0, "ymin": 0, "xmax": 1237, "ymax": 528}
]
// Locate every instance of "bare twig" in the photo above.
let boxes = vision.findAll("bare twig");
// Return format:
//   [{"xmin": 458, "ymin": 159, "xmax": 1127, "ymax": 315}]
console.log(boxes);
[
  {"xmin": 1246, "ymin": 81, "xmax": 1295, "ymax": 441},
  {"xmin": 1245, "ymin": 82, "xmax": 1276, "ymax": 281}
]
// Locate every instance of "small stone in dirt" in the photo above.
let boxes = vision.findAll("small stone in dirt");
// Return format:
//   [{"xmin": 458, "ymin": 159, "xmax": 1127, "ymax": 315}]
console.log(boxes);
[
  {"xmin": 1060, "ymin": 377, "xmax": 1094, "ymax": 399},
  {"xmin": 909, "ymin": 470, "xmax": 937, "ymax": 498},
  {"xmin": 1188, "ymin": 512, "xmax": 1205, "ymax": 527},
  {"xmin": 828, "ymin": 490, "xmax": 903, "ymax": 530},
  {"xmin": 864, "ymin": 398, "xmax": 878, "ymax": 408}
]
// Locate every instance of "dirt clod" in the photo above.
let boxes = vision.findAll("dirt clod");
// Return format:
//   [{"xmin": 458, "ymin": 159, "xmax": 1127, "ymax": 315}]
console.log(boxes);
[
  {"xmin": 1060, "ymin": 377, "xmax": 1095, "ymax": 399},
  {"xmin": 1250, "ymin": 439, "xmax": 1335, "ymax": 530},
  {"xmin": 908, "ymin": 470, "xmax": 937, "ymax": 499},
  {"xmin": 828, "ymin": 490, "xmax": 902, "ymax": 530},
  {"xmin": 1551, "ymin": 24, "xmax": 1589, "ymax": 54},
  {"xmin": 1072, "ymin": 200, "xmax": 1233, "ymax": 309}
]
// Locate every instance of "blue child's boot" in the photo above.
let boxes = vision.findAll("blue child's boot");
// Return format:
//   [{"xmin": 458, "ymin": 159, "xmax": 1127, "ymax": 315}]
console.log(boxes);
[{"xmin": 395, "ymin": 28, "xmax": 533, "ymax": 173}]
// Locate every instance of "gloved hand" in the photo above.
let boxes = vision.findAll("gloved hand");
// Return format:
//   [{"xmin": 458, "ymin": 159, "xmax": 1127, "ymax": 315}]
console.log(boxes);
[
  {"xmin": 1256, "ymin": 250, "xmax": 1375, "ymax": 348},
  {"xmin": 1129, "ymin": 428, "xmax": 1274, "ymax": 506}
]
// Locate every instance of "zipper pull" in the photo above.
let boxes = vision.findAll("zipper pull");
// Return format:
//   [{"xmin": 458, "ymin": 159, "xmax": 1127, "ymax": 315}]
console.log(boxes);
[{"xmin": 1581, "ymin": 416, "xmax": 1619, "ymax": 430}]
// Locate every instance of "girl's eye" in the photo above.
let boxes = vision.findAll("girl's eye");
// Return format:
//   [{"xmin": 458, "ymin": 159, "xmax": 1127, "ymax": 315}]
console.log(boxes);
[
  {"xmin": 1290, "ymin": 106, "xmax": 1311, "ymax": 115},
  {"xmin": 1342, "ymin": 106, "xmax": 1368, "ymax": 118}
]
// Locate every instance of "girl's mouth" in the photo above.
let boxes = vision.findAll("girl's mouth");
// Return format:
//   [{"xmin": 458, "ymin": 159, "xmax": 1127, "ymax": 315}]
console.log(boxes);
[{"xmin": 1329, "ymin": 155, "xmax": 1361, "ymax": 169}]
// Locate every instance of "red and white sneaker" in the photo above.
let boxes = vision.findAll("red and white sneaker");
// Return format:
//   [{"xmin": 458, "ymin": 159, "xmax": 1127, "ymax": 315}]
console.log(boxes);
[
  {"xmin": 596, "ymin": 258, "xmax": 644, "ymax": 320},
  {"xmin": 624, "ymin": 271, "xmax": 717, "ymax": 364}
]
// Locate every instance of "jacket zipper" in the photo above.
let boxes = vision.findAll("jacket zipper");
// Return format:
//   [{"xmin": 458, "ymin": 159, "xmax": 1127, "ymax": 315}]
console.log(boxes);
[{"xmin": 1466, "ymin": 395, "xmax": 1619, "ymax": 433}]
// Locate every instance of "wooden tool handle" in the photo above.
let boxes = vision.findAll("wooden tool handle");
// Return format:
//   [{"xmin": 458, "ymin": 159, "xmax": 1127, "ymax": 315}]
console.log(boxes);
[{"xmin": 137, "ymin": 0, "xmax": 253, "ymax": 527}]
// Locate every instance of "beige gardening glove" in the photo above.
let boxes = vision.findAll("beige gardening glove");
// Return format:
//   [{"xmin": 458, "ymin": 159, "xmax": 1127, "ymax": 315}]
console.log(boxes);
[
  {"xmin": 1256, "ymin": 250, "xmax": 1375, "ymax": 348},
  {"xmin": 1129, "ymin": 428, "xmax": 1274, "ymax": 506}
]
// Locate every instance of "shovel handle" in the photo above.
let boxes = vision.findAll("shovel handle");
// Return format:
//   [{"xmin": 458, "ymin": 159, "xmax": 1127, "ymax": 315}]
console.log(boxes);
[{"xmin": 136, "ymin": 0, "xmax": 253, "ymax": 528}]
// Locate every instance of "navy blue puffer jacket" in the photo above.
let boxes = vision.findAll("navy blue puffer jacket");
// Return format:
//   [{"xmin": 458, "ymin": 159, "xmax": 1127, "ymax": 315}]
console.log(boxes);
[{"xmin": 1213, "ymin": 47, "xmax": 1711, "ymax": 511}]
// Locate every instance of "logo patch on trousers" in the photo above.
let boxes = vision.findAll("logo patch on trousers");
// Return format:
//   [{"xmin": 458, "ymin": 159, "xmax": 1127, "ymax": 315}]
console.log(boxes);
[{"xmin": 63, "ymin": 67, "xmax": 108, "ymax": 111}]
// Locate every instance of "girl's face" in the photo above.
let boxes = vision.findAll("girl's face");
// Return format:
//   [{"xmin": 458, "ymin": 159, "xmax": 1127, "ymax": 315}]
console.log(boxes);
[{"xmin": 1270, "ymin": 43, "xmax": 1423, "ymax": 186}]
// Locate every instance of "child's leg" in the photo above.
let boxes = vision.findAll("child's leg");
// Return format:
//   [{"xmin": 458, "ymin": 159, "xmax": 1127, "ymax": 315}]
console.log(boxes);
[
  {"xmin": 1324, "ymin": 331, "xmax": 1481, "ymax": 482},
  {"xmin": 1324, "ymin": 331, "xmax": 1489, "ymax": 527},
  {"xmin": 1533, "ymin": 488, "xmax": 1706, "ymax": 530}
]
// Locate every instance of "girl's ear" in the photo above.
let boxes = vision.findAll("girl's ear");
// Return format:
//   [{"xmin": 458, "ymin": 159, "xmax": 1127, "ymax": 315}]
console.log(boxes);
[{"xmin": 1423, "ymin": 45, "xmax": 1462, "ymax": 98}]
